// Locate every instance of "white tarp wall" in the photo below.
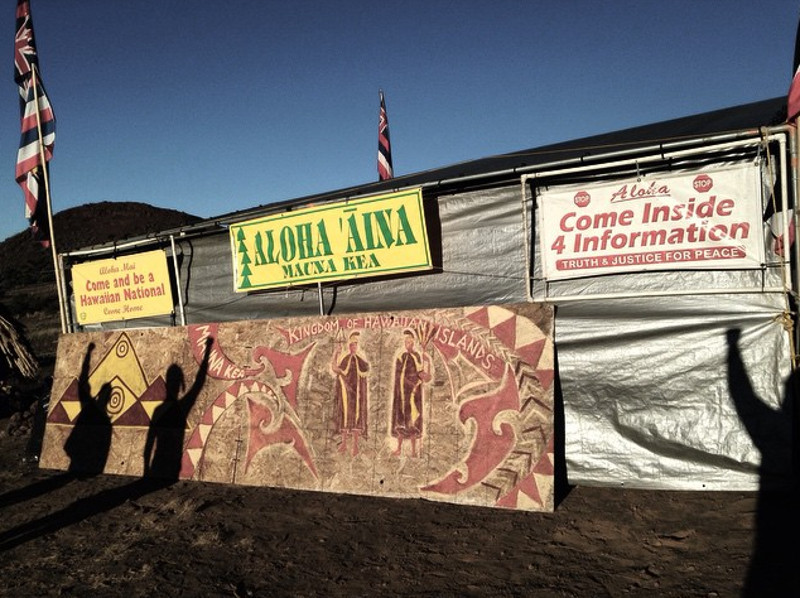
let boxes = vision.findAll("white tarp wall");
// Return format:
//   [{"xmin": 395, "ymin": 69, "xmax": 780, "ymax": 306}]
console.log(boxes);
[
  {"xmin": 173, "ymin": 185, "xmax": 529, "ymax": 322},
  {"xmin": 530, "ymin": 138, "xmax": 794, "ymax": 490},
  {"xmin": 64, "ymin": 130, "xmax": 795, "ymax": 492},
  {"xmin": 555, "ymin": 295, "xmax": 790, "ymax": 490}
]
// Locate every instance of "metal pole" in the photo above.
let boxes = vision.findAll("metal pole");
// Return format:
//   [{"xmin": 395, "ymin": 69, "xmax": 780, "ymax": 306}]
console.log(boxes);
[
  {"xmin": 542, "ymin": 286, "xmax": 786, "ymax": 304},
  {"xmin": 770, "ymin": 133, "xmax": 793, "ymax": 292},
  {"xmin": 57, "ymin": 253, "xmax": 73, "ymax": 333},
  {"xmin": 792, "ymin": 125, "xmax": 800, "ymax": 361},
  {"xmin": 520, "ymin": 175, "xmax": 534, "ymax": 302},
  {"xmin": 169, "ymin": 235, "xmax": 186, "ymax": 326}
]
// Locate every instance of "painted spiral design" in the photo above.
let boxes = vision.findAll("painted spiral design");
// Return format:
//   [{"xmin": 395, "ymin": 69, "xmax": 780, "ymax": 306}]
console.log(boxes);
[
  {"xmin": 106, "ymin": 384, "xmax": 126, "ymax": 415},
  {"xmin": 115, "ymin": 338, "xmax": 130, "ymax": 359}
]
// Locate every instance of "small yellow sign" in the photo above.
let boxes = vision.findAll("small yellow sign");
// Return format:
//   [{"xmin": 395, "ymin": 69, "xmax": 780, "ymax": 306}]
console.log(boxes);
[
  {"xmin": 72, "ymin": 249, "xmax": 174, "ymax": 325},
  {"xmin": 230, "ymin": 188, "xmax": 432, "ymax": 291}
]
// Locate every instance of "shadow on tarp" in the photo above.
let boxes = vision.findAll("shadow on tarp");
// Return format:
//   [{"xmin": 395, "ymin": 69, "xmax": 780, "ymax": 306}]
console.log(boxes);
[{"xmin": 726, "ymin": 328, "xmax": 799, "ymax": 597}]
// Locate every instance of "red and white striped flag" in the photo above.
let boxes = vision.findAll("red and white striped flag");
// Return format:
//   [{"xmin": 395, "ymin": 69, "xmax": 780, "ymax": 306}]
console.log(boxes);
[
  {"xmin": 788, "ymin": 15, "xmax": 800, "ymax": 121},
  {"xmin": 377, "ymin": 90, "xmax": 393, "ymax": 180},
  {"xmin": 14, "ymin": 0, "xmax": 55, "ymax": 246}
]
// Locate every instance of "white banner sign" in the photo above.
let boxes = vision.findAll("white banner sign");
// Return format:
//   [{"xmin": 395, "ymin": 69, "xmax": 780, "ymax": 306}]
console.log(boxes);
[{"xmin": 537, "ymin": 163, "xmax": 765, "ymax": 280}]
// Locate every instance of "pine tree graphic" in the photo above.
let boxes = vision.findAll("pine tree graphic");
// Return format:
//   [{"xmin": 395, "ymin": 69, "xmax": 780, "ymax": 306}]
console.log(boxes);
[{"xmin": 235, "ymin": 227, "xmax": 253, "ymax": 289}]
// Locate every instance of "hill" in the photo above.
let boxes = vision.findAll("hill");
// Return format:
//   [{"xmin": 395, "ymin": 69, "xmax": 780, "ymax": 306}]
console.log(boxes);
[
  {"xmin": 0, "ymin": 201, "xmax": 202, "ymax": 286},
  {"xmin": 0, "ymin": 201, "xmax": 201, "ymax": 367}
]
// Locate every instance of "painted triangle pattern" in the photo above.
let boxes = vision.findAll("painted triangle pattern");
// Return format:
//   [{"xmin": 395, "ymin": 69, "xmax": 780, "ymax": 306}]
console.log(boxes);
[
  {"xmin": 466, "ymin": 305, "xmax": 554, "ymax": 390},
  {"xmin": 181, "ymin": 379, "xmax": 271, "ymax": 479},
  {"xmin": 496, "ymin": 435, "xmax": 555, "ymax": 510}
]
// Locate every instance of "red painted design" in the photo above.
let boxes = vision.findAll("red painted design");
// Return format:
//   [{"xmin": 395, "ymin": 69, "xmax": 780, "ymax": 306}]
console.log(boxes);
[
  {"xmin": 489, "ymin": 314, "xmax": 517, "ymax": 349},
  {"xmin": 496, "ymin": 436, "xmax": 554, "ymax": 508},
  {"xmin": 250, "ymin": 343, "xmax": 316, "ymax": 409},
  {"xmin": 111, "ymin": 399, "xmax": 150, "ymax": 427},
  {"xmin": 47, "ymin": 379, "xmax": 78, "ymax": 423},
  {"xmin": 466, "ymin": 306, "xmax": 490, "ymax": 329},
  {"xmin": 421, "ymin": 365, "xmax": 518, "ymax": 495},
  {"xmin": 138, "ymin": 376, "xmax": 166, "ymax": 405},
  {"xmin": 431, "ymin": 326, "xmax": 505, "ymax": 381},
  {"xmin": 181, "ymin": 379, "xmax": 318, "ymax": 481},
  {"xmin": 245, "ymin": 397, "xmax": 318, "ymax": 479},
  {"xmin": 45, "ymin": 396, "xmax": 72, "ymax": 424},
  {"xmin": 515, "ymin": 339, "xmax": 546, "ymax": 369},
  {"xmin": 188, "ymin": 323, "xmax": 264, "ymax": 380},
  {"xmin": 534, "ymin": 369, "xmax": 554, "ymax": 391}
]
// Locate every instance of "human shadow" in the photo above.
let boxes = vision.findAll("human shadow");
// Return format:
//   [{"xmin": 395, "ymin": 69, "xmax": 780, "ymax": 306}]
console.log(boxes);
[
  {"xmin": 0, "ymin": 476, "xmax": 170, "ymax": 552},
  {"xmin": 726, "ymin": 328, "xmax": 798, "ymax": 596},
  {"xmin": 0, "ymin": 471, "xmax": 76, "ymax": 510},
  {"xmin": 0, "ymin": 339, "xmax": 214, "ymax": 551},
  {"xmin": 143, "ymin": 337, "xmax": 212, "ymax": 481},
  {"xmin": 63, "ymin": 343, "xmax": 113, "ymax": 477},
  {"xmin": 1, "ymin": 345, "xmax": 111, "ymax": 511}
]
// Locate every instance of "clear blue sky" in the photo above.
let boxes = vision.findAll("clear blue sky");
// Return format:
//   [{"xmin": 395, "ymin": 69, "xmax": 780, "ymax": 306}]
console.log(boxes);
[{"xmin": 3, "ymin": 0, "xmax": 799, "ymax": 243}]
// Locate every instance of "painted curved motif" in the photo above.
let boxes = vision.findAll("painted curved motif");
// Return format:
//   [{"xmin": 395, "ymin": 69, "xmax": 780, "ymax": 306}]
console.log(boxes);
[{"xmin": 180, "ymin": 379, "xmax": 317, "ymax": 481}]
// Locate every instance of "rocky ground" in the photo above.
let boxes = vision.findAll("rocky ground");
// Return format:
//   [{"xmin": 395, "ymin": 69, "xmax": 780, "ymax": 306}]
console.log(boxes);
[{"xmin": 0, "ymin": 379, "xmax": 796, "ymax": 598}]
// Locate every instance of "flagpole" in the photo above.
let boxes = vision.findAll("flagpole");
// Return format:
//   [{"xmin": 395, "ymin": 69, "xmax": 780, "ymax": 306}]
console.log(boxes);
[
  {"xmin": 30, "ymin": 64, "xmax": 67, "ymax": 334},
  {"xmin": 795, "ymin": 123, "xmax": 800, "ymax": 362}
]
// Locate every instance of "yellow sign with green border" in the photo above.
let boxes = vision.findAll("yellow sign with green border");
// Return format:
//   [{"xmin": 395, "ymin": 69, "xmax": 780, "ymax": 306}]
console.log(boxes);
[
  {"xmin": 72, "ymin": 249, "xmax": 174, "ymax": 325},
  {"xmin": 230, "ymin": 188, "xmax": 432, "ymax": 291}
]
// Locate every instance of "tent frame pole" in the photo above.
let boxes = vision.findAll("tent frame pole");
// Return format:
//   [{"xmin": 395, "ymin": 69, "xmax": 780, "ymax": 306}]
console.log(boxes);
[{"xmin": 169, "ymin": 234, "xmax": 186, "ymax": 326}]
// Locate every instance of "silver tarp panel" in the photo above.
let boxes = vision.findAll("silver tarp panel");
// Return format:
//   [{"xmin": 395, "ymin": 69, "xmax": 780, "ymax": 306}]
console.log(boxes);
[
  {"xmin": 173, "ymin": 185, "xmax": 529, "ymax": 324},
  {"xmin": 70, "ymin": 164, "xmax": 794, "ymax": 491},
  {"xmin": 533, "ymin": 157, "xmax": 795, "ymax": 490},
  {"xmin": 555, "ymin": 294, "xmax": 792, "ymax": 490}
]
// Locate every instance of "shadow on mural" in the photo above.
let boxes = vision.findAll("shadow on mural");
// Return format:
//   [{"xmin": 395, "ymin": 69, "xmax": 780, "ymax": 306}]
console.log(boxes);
[
  {"xmin": 40, "ymin": 304, "xmax": 555, "ymax": 512},
  {"xmin": 0, "ymin": 340, "xmax": 214, "ymax": 551}
]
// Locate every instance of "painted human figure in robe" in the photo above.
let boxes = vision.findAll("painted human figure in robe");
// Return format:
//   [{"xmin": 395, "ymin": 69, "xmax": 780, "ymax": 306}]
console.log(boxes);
[
  {"xmin": 330, "ymin": 331, "xmax": 369, "ymax": 456},
  {"xmin": 391, "ymin": 329, "xmax": 431, "ymax": 457}
]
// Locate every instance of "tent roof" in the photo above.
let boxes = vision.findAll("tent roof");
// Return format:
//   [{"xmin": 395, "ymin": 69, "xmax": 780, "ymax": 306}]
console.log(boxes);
[
  {"xmin": 66, "ymin": 96, "xmax": 789, "ymax": 254},
  {"xmin": 215, "ymin": 97, "xmax": 787, "ymax": 223}
]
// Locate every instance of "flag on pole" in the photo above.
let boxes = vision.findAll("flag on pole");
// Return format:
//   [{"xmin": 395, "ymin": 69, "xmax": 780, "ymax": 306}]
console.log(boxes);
[
  {"xmin": 378, "ymin": 90, "xmax": 393, "ymax": 180},
  {"xmin": 14, "ymin": 0, "xmax": 55, "ymax": 246},
  {"xmin": 788, "ymin": 15, "xmax": 800, "ymax": 121}
]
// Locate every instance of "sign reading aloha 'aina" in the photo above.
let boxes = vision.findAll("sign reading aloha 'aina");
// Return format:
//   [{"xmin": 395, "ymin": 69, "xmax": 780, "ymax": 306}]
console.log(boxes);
[{"xmin": 230, "ymin": 188, "xmax": 431, "ymax": 291}]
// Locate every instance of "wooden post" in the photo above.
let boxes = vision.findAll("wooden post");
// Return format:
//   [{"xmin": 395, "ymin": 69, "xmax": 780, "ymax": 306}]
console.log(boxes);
[{"xmin": 30, "ymin": 65, "xmax": 67, "ymax": 334}]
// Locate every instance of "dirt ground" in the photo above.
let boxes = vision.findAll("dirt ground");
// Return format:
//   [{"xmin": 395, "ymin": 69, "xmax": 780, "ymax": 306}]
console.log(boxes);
[{"xmin": 0, "ymin": 405, "xmax": 796, "ymax": 598}]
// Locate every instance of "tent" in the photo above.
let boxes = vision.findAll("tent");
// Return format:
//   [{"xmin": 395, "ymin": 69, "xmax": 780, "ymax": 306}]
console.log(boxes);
[{"xmin": 58, "ymin": 97, "xmax": 796, "ymax": 491}]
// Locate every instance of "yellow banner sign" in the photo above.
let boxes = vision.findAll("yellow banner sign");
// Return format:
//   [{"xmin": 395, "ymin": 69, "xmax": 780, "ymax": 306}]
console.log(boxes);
[
  {"xmin": 72, "ymin": 250, "xmax": 174, "ymax": 325},
  {"xmin": 230, "ymin": 188, "xmax": 432, "ymax": 291}
]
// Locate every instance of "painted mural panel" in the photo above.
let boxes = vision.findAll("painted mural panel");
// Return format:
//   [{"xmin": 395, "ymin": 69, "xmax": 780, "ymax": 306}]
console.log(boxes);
[{"xmin": 41, "ymin": 303, "xmax": 555, "ymax": 511}]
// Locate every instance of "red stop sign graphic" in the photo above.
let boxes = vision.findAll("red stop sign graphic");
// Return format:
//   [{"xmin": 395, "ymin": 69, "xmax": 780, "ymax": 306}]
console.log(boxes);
[
  {"xmin": 693, "ymin": 174, "xmax": 713, "ymax": 193},
  {"xmin": 574, "ymin": 191, "xmax": 590, "ymax": 207}
]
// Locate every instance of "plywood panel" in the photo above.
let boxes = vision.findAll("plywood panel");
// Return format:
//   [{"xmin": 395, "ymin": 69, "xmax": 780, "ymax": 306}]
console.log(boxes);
[{"xmin": 41, "ymin": 303, "xmax": 554, "ymax": 511}]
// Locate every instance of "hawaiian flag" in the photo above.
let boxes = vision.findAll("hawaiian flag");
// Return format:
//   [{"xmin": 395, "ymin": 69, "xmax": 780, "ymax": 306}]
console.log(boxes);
[
  {"xmin": 377, "ymin": 90, "xmax": 393, "ymax": 180},
  {"xmin": 14, "ymin": 0, "xmax": 55, "ymax": 246},
  {"xmin": 788, "ymin": 15, "xmax": 800, "ymax": 121}
]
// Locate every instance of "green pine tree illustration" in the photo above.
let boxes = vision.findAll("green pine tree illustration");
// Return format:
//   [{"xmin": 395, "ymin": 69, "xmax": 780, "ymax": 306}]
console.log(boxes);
[{"xmin": 235, "ymin": 227, "xmax": 252, "ymax": 289}]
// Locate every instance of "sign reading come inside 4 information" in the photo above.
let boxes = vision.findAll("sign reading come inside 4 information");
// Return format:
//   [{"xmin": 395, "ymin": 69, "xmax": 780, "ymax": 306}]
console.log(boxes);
[{"xmin": 230, "ymin": 188, "xmax": 431, "ymax": 291}]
